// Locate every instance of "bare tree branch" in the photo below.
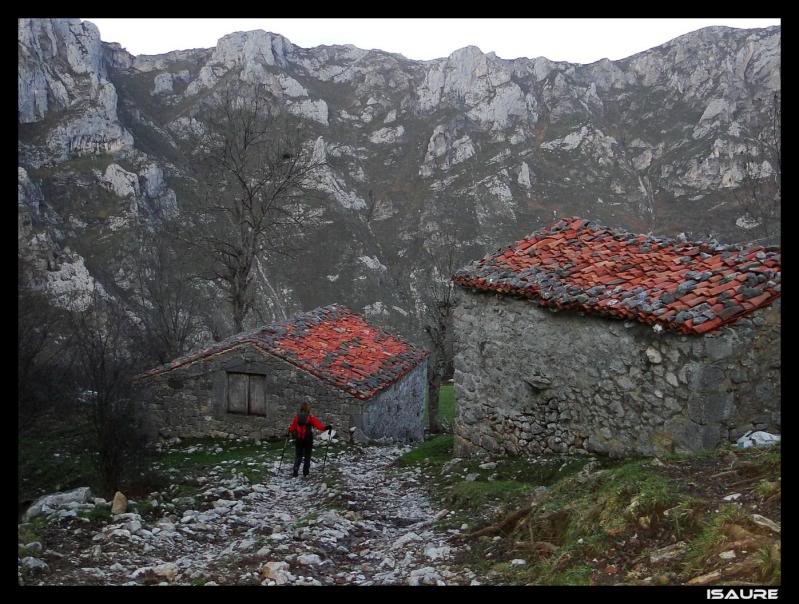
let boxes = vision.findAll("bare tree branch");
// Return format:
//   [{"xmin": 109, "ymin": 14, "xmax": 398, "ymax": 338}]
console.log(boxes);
[{"xmin": 182, "ymin": 82, "xmax": 325, "ymax": 333}]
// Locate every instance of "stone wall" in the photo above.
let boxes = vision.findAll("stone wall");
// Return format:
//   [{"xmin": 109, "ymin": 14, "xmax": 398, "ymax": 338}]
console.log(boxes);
[
  {"xmin": 358, "ymin": 362, "xmax": 427, "ymax": 442},
  {"xmin": 136, "ymin": 343, "xmax": 427, "ymax": 442},
  {"xmin": 137, "ymin": 343, "xmax": 362, "ymax": 441},
  {"xmin": 452, "ymin": 288, "xmax": 780, "ymax": 458}
]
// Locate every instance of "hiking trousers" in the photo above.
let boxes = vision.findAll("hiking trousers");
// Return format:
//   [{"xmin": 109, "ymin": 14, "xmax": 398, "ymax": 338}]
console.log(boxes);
[{"xmin": 293, "ymin": 440, "xmax": 313, "ymax": 476}]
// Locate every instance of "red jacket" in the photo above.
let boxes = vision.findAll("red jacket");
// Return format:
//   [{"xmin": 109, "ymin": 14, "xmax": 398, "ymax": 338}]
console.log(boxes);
[{"xmin": 289, "ymin": 413, "xmax": 326, "ymax": 441}]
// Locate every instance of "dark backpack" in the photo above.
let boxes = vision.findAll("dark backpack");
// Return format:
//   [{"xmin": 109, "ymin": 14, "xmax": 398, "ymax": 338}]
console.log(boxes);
[{"xmin": 296, "ymin": 413, "xmax": 313, "ymax": 443}]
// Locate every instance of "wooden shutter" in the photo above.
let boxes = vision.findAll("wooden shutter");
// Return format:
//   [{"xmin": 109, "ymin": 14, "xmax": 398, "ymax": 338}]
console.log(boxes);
[
  {"xmin": 248, "ymin": 375, "xmax": 266, "ymax": 416},
  {"xmin": 227, "ymin": 373, "xmax": 248, "ymax": 414}
]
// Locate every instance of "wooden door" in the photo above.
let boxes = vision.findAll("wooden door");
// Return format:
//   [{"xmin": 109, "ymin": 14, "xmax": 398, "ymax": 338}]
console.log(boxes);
[
  {"xmin": 227, "ymin": 373, "xmax": 248, "ymax": 414},
  {"xmin": 248, "ymin": 375, "xmax": 266, "ymax": 416}
]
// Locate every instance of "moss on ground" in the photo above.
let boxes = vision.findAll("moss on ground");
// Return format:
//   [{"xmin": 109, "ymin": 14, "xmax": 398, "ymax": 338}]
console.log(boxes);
[
  {"xmin": 78, "ymin": 506, "xmax": 113, "ymax": 524},
  {"xmin": 18, "ymin": 517, "xmax": 47, "ymax": 545},
  {"xmin": 472, "ymin": 446, "xmax": 779, "ymax": 585},
  {"xmin": 448, "ymin": 480, "xmax": 536, "ymax": 508},
  {"xmin": 396, "ymin": 434, "xmax": 453, "ymax": 466},
  {"xmin": 19, "ymin": 419, "xmax": 101, "ymax": 507}
]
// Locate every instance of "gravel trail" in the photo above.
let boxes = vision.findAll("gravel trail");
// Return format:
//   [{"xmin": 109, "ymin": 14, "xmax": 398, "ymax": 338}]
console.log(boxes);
[{"xmin": 20, "ymin": 443, "xmax": 479, "ymax": 586}]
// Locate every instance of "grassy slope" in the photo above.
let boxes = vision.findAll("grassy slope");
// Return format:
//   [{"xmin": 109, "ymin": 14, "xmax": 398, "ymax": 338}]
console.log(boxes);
[{"xmin": 397, "ymin": 432, "xmax": 781, "ymax": 586}]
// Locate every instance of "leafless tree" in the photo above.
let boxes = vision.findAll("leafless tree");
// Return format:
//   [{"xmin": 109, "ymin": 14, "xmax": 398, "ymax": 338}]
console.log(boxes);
[
  {"xmin": 68, "ymin": 287, "xmax": 151, "ymax": 493},
  {"xmin": 184, "ymin": 82, "xmax": 325, "ymax": 334},
  {"xmin": 418, "ymin": 203, "xmax": 463, "ymax": 433},
  {"xmin": 18, "ymin": 255, "xmax": 74, "ymax": 432},
  {"xmin": 124, "ymin": 219, "xmax": 203, "ymax": 365}
]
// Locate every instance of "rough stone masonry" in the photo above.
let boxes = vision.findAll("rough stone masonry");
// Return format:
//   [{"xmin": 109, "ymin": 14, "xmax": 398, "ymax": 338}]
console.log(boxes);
[
  {"xmin": 452, "ymin": 290, "xmax": 780, "ymax": 458},
  {"xmin": 136, "ymin": 305, "xmax": 428, "ymax": 443},
  {"xmin": 138, "ymin": 344, "xmax": 427, "ymax": 443}
]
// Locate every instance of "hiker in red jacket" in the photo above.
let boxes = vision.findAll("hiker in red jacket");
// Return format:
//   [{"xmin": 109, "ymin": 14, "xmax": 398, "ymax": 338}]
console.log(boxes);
[{"xmin": 288, "ymin": 401, "xmax": 332, "ymax": 478}]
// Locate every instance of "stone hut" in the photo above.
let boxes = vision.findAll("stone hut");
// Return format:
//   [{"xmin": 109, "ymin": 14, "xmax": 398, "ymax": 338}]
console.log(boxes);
[
  {"xmin": 451, "ymin": 217, "xmax": 781, "ymax": 458},
  {"xmin": 136, "ymin": 304, "xmax": 428, "ymax": 443}
]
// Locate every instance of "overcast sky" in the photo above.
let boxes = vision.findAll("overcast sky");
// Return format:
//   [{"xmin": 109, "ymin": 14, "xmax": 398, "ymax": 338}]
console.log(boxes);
[{"xmin": 84, "ymin": 18, "xmax": 780, "ymax": 64}]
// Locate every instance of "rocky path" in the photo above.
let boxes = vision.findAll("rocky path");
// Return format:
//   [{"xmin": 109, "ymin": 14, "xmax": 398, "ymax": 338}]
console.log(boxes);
[{"xmin": 21, "ymin": 443, "xmax": 480, "ymax": 586}]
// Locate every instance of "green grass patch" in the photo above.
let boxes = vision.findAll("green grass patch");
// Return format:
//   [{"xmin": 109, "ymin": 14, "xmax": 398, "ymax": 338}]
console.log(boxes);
[
  {"xmin": 543, "ymin": 563, "xmax": 594, "ymax": 586},
  {"xmin": 438, "ymin": 384, "xmax": 456, "ymax": 424},
  {"xmin": 755, "ymin": 479, "xmax": 780, "ymax": 499},
  {"xmin": 19, "ymin": 421, "xmax": 101, "ymax": 507},
  {"xmin": 755, "ymin": 544, "xmax": 781, "ymax": 585},
  {"xmin": 422, "ymin": 383, "xmax": 456, "ymax": 428},
  {"xmin": 497, "ymin": 557, "xmax": 594, "ymax": 586},
  {"xmin": 448, "ymin": 480, "xmax": 536, "ymax": 508},
  {"xmin": 536, "ymin": 459, "xmax": 682, "ymax": 542},
  {"xmin": 753, "ymin": 445, "xmax": 781, "ymax": 473},
  {"xmin": 158, "ymin": 437, "xmax": 284, "ymax": 470},
  {"xmin": 684, "ymin": 504, "xmax": 752, "ymax": 571},
  {"xmin": 79, "ymin": 506, "xmax": 113, "ymax": 524},
  {"xmin": 396, "ymin": 434, "xmax": 453, "ymax": 466},
  {"xmin": 18, "ymin": 517, "xmax": 47, "ymax": 545}
]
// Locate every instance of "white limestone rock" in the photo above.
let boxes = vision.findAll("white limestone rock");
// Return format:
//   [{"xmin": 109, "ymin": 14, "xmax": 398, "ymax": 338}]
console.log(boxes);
[
  {"xmin": 358, "ymin": 255, "xmax": 387, "ymax": 272},
  {"xmin": 307, "ymin": 137, "xmax": 365, "ymax": 209},
  {"xmin": 21, "ymin": 557, "xmax": 50, "ymax": 574},
  {"xmin": 102, "ymin": 164, "xmax": 140, "ymax": 198},
  {"xmin": 277, "ymin": 74, "xmax": 308, "ymax": 97},
  {"xmin": 23, "ymin": 487, "xmax": 93, "ymax": 521},
  {"xmin": 369, "ymin": 125, "xmax": 405, "ymax": 144},
  {"xmin": 467, "ymin": 81, "xmax": 527, "ymax": 128},
  {"xmin": 152, "ymin": 72, "xmax": 173, "ymax": 95},
  {"xmin": 517, "ymin": 162, "xmax": 533, "ymax": 189},
  {"xmin": 185, "ymin": 30, "xmax": 293, "ymax": 95},
  {"xmin": 288, "ymin": 98, "xmax": 328, "ymax": 125}
]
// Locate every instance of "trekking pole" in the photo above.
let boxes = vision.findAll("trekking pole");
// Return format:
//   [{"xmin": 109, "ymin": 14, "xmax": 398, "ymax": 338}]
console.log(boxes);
[{"xmin": 277, "ymin": 432, "xmax": 290, "ymax": 475}]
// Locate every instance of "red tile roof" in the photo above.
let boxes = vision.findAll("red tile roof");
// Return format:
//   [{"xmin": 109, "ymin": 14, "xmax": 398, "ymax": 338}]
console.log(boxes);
[
  {"xmin": 452, "ymin": 217, "xmax": 781, "ymax": 335},
  {"xmin": 139, "ymin": 304, "xmax": 428, "ymax": 399}
]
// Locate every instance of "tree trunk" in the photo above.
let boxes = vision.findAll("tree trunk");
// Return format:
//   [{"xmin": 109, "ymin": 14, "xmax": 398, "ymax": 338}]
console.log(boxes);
[{"xmin": 232, "ymin": 289, "xmax": 245, "ymax": 334}]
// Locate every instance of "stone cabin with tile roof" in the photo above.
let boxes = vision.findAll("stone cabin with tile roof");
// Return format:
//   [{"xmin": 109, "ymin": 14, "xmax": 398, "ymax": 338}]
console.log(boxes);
[
  {"xmin": 135, "ymin": 304, "xmax": 428, "ymax": 443},
  {"xmin": 451, "ymin": 217, "xmax": 781, "ymax": 458}
]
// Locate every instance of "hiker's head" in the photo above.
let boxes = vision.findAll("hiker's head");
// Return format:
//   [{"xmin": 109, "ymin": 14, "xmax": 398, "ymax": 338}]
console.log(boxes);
[{"xmin": 299, "ymin": 401, "xmax": 311, "ymax": 414}]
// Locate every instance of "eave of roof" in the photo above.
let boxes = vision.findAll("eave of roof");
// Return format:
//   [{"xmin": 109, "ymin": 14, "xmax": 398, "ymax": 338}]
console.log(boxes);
[
  {"xmin": 137, "ymin": 304, "xmax": 428, "ymax": 399},
  {"xmin": 452, "ymin": 217, "xmax": 781, "ymax": 335}
]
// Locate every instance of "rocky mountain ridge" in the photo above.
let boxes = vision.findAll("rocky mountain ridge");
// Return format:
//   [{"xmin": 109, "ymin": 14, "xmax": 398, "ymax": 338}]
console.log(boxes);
[{"xmin": 18, "ymin": 18, "xmax": 780, "ymax": 343}]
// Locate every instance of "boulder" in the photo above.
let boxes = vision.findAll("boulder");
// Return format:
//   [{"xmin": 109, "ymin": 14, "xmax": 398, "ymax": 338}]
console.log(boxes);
[
  {"xmin": 408, "ymin": 566, "xmax": 443, "ymax": 586},
  {"xmin": 21, "ymin": 557, "xmax": 49, "ymax": 574},
  {"xmin": 111, "ymin": 491, "xmax": 128, "ymax": 514},
  {"xmin": 424, "ymin": 545, "xmax": 451, "ymax": 560},
  {"xmin": 751, "ymin": 514, "xmax": 780, "ymax": 534},
  {"xmin": 23, "ymin": 486, "xmax": 93, "ymax": 521},
  {"xmin": 297, "ymin": 553, "xmax": 322, "ymax": 565},
  {"xmin": 391, "ymin": 531, "xmax": 421, "ymax": 550},
  {"xmin": 349, "ymin": 426, "xmax": 371, "ymax": 445},
  {"xmin": 153, "ymin": 562, "xmax": 178, "ymax": 582},
  {"xmin": 261, "ymin": 561, "xmax": 294, "ymax": 585}
]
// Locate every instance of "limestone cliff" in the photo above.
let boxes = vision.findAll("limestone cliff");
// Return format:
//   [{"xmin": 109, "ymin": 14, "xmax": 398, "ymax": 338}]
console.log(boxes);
[{"xmin": 17, "ymin": 19, "xmax": 781, "ymax": 343}]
